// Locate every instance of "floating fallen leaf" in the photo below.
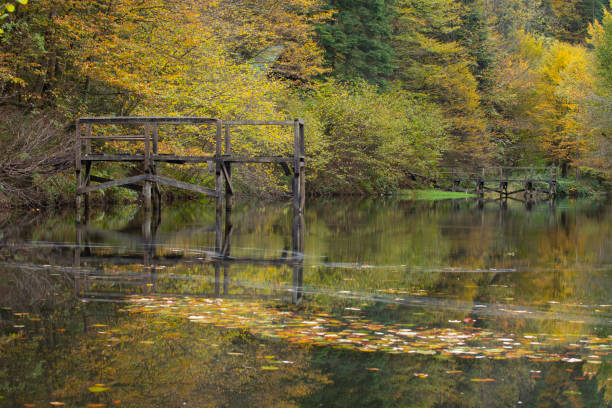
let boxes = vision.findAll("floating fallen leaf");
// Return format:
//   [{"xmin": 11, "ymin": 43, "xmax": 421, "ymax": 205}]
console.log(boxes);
[
  {"xmin": 471, "ymin": 378, "xmax": 496, "ymax": 382},
  {"xmin": 50, "ymin": 403, "xmax": 66, "ymax": 406},
  {"xmin": 261, "ymin": 366, "xmax": 279, "ymax": 370},
  {"xmin": 366, "ymin": 367, "xmax": 380, "ymax": 371},
  {"xmin": 562, "ymin": 390, "xmax": 582, "ymax": 395},
  {"xmin": 413, "ymin": 373, "xmax": 428, "ymax": 378},
  {"xmin": 88, "ymin": 386, "xmax": 110, "ymax": 393},
  {"xmin": 87, "ymin": 404, "xmax": 106, "ymax": 407}
]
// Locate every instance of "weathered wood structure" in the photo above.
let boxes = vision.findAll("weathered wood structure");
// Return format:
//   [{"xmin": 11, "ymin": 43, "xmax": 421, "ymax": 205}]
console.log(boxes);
[
  {"xmin": 410, "ymin": 166, "xmax": 558, "ymax": 201},
  {"xmin": 75, "ymin": 117, "xmax": 306, "ymax": 218}
]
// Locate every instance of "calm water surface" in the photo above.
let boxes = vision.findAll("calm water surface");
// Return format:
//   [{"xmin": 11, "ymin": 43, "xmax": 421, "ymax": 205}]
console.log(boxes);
[{"xmin": 0, "ymin": 198, "xmax": 611, "ymax": 407}]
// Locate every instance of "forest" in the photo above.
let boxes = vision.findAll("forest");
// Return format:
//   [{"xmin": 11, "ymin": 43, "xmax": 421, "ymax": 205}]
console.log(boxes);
[{"xmin": 0, "ymin": 0, "xmax": 611, "ymax": 206}]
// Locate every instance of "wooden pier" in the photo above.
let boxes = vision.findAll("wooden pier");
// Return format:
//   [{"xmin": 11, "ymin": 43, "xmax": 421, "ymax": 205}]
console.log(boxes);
[
  {"xmin": 75, "ymin": 117, "xmax": 306, "ymax": 218},
  {"xmin": 411, "ymin": 166, "xmax": 558, "ymax": 201}
]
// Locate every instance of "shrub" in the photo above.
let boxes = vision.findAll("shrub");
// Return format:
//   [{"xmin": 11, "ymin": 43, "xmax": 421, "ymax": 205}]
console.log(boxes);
[{"xmin": 290, "ymin": 80, "xmax": 449, "ymax": 195}]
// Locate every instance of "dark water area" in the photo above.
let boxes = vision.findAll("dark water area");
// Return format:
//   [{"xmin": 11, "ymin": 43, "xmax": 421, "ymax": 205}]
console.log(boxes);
[{"xmin": 0, "ymin": 197, "xmax": 611, "ymax": 407}]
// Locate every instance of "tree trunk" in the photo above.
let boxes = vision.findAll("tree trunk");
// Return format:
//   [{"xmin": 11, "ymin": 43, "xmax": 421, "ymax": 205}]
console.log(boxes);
[{"xmin": 561, "ymin": 162, "xmax": 568, "ymax": 178}]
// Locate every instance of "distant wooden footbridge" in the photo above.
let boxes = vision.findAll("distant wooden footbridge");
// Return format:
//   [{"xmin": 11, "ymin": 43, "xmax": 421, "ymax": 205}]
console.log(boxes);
[
  {"xmin": 75, "ymin": 117, "xmax": 305, "ymax": 220},
  {"xmin": 409, "ymin": 166, "xmax": 558, "ymax": 201}
]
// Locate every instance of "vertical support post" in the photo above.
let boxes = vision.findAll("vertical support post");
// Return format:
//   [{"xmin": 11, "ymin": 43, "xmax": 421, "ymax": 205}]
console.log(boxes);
[
  {"xmin": 224, "ymin": 123, "xmax": 233, "ymax": 211},
  {"xmin": 498, "ymin": 166, "xmax": 503, "ymax": 200},
  {"xmin": 529, "ymin": 167, "xmax": 534, "ymax": 200},
  {"xmin": 143, "ymin": 122, "xmax": 152, "ymax": 212},
  {"xmin": 215, "ymin": 120, "xmax": 224, "ymax": 214},
  {"xmin": 451, "ymin": 168, "xmax": 455, "ymax": 191},
  {"xmin": 293, "ymin": 119, "xmax": 302, "ymax": 213},
  {"xmin": 151, "ymin": 124, "xmax": 161, "ymax": 211},
  {"xmin": 75, "ymin": 121, "xmax": 82, "ymax": 223},
  {"xmin": 299, "ymin": 121, "xmax": 306, "ymax": 213},
  {"xmin": 83, "ymin": 124, "xmax": 93, "ymax": 217},
  {"xmin": 548, "ymin": 166, "xmax": 553, "ymax": 199},
  {"xmin": 480, "ymin": 167, "xmax": 485, "ymax": 196}
]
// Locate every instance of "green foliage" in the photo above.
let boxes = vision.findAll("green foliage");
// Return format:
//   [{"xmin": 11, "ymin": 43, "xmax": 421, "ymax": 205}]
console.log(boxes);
[
  {"xmin": 316, "ymin": 0, "xmax": 396, "ymax": 85},
  {"xmin": 1, "ymin": 0, "xmax": 612, "ymax": 204},
  {"xmin": 391, "ymin": 0, "xmax": 491, "ymax": 165},
  {"xmin": 556, "ymin": 178, "xmax": 597, "ymax": 196},
  {"xmin": 0, "ymin": 0, "xmax": 29, "ymax": 34},
  {"xmin": 398, "ymin": 189, "xmax": 476, "ymax": 200},
  {"xmin": 291, "ymin": 80, "xmax": 448, "ymax": 195},
  {"xmin": 549, "ymin": 0, "xmax": 610, "ymax": 43}
]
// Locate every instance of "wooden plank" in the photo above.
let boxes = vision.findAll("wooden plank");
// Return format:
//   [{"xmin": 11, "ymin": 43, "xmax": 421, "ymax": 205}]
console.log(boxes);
[
  {"xmin": 79, "ymin": 117, "xmax": 218, "ymax": 124},
  {"xmin": 90, "ymin": 175, "xmax": 141, "ymax": 192},
  {"xmin": 224, "ymin": 156, "xmax": 294, "ymax": 163},
  {"xmin": 222, "ymin": 120, "xmax": 295, "ymax": 126},
  {"xmin": 78, "ymin": 175, "xmax": 147, "ymax": 194},
  {"xmin": 80, "ymin": 135, "xmax": 145, "ymax": 140},
  {"xmin": 83, "ymin": 154, "xmax": 145, "ymax": 161},
  {"xmin": 152, "ymin": 155, "xmax": 215, "ymax": 163},
  {"xmin": 148, "ymin": 175, "xmax": 218, "ymax": 197}
]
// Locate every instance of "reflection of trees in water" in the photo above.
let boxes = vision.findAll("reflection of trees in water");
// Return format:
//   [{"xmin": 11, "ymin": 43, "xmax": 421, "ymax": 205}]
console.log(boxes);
[
  {"xmin": 1, "ymin": 198, "xmax": 611, "ymax": 406},
  {"xmin": 302, "ymin": 348, "xmax": 611, "ymax": 407},
  {"xmin": 0, "ymin": 304, "xmax": 327, "ymax": 407}
]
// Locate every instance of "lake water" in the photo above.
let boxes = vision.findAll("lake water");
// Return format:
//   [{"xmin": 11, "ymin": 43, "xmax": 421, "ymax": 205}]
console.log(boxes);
[{"xmin": 0, "ymin": 197, "xmax": 611, "ymax": 407}]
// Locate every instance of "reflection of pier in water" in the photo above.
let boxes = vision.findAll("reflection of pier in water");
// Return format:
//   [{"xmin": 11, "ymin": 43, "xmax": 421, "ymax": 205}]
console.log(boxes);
[{"xmin": 73, "ymin": 207, "xmax": 305, "ymax": 304}]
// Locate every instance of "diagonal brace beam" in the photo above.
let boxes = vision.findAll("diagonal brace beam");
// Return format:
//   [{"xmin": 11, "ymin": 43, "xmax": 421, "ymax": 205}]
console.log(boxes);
[
  {"xmin": 78, "ymin": 175, "xmax": 148, "ymax": 194},
  {"xmin": 148, "ymin": 174, "xmax": 218, "ymax": 197}
]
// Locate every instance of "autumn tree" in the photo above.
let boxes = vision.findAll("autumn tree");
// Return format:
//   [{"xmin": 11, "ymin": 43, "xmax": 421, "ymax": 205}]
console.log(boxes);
[
  {"xmin": 391, "ymin": 0, "xmax": 491, "ymax": 165},
  {"xmin": 198, "ymin": 0, "xmax": 330, "ymax": 82},
  {"xmin": 548, "ymin": 0, "xmax": 611, "ymax": 42}
]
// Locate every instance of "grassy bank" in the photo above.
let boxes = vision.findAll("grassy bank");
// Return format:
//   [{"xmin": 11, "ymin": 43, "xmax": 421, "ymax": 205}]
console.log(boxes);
[{"xmin": 397, "ymin": 190, "xmax": 477, "ymax": 200}]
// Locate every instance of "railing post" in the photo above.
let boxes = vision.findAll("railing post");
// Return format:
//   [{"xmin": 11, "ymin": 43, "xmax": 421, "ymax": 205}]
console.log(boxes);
[
  {"xmin": 480, "ymin": 167, "xmax": 485, "ymax": 196},
  {"xmin": 215, "ymin": 120, "xmax": 224, "ymax": 213},
  {"xmin": 84, "ymin": 124, "xmax": 92, "ymax": 212},
  {"xmin": 498, "ymin": 166, "xmax": 503, "ymax": 200},
  {"xmin": 299, "ymin": 121, "xmax": 305, "ymax": 212},
  {"xmin": 143, "ymin": 122, "xmax": 152, "ymax": 212},
  {"xmin": 224, "ymin": 123, "xmax": 233, "ymax": 211},
  {"xmin": 75, "ymin": 120, "xmax": 82, "ymax": 222},
  {"xmin": 152, "ymin": 124, "xmax": 161, "ymax": 210},
  {"xmin": 293, "ymin": 119, "xmax": 301, "ymax": 213}
]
